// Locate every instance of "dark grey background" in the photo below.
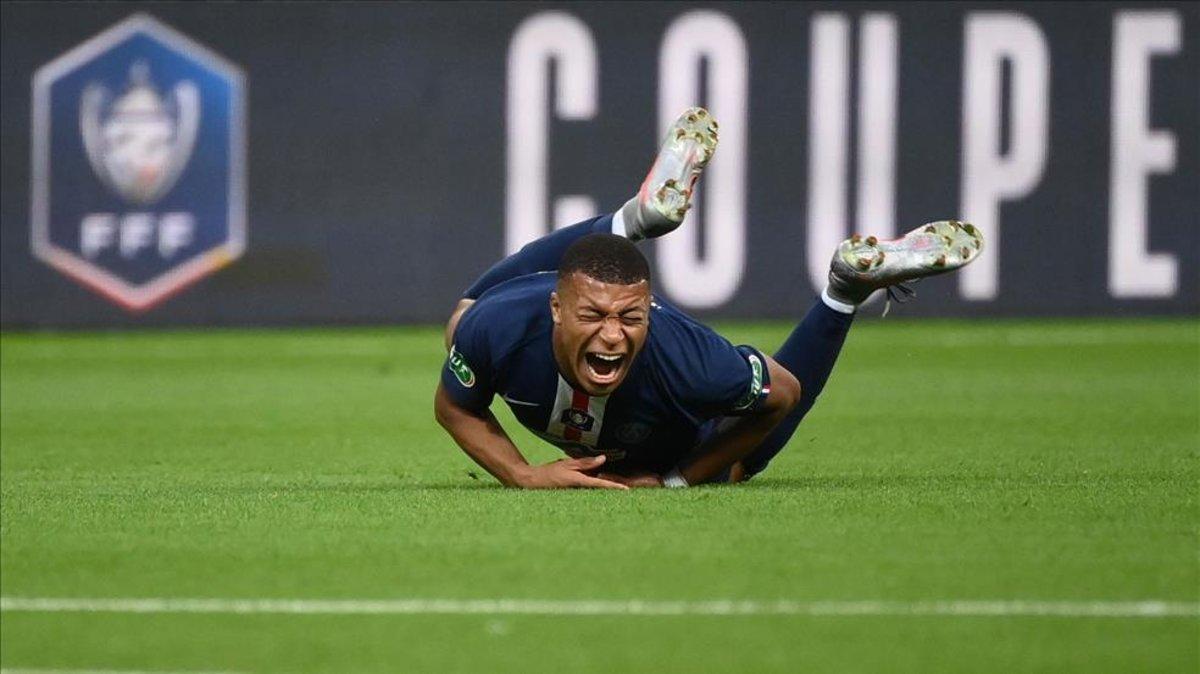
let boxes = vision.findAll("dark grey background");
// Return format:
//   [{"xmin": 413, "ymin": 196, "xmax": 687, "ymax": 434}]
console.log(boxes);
[{"xmin": 2, "ymin": 2, "xmax": 1197, "ymax": 328}]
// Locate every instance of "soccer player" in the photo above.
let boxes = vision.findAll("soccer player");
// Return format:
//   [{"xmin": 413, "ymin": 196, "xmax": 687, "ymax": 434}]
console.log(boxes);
[{"xmin": 435, "ymin": 108, "xmax": 983, "ymax": 489}]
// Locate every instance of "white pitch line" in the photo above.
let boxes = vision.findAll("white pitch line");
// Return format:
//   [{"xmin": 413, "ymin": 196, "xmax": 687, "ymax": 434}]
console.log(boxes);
[
  {"xmin": 0, "ymin": 670, "xmax": 242, "ymax": 674},
  {"xmin": 1, "ymin": 597, "xmax": 1196, "ymax": 618}
]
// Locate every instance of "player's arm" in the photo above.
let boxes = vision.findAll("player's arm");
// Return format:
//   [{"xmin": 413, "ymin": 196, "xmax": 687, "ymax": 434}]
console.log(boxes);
[
  {"xmin": 439, "ymin": 292, "xmax": 626, "ymax": 489},
  {"xmin": 676, "ymin": 356, "xmax": 800, "ymax": 486},
  {"xmin": 433, "ymin": 382, "xmax": 530, "ymax": 486},
  {"xmin": 444, "ymin": 299, "xmax": 474, "ymax": 351},
  {"xmin": 434, "ymin": 383, "xmax": 627, "ymax": 490}
]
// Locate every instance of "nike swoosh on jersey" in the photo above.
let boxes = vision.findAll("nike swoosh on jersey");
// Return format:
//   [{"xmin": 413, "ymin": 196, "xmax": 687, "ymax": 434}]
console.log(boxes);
[{"xmin": 501, "ymin": 395, "xmax": 540, "ymax": 407}]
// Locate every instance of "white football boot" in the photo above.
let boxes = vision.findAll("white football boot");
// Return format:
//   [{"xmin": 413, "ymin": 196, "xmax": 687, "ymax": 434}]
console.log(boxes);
[
  {"xmin": 826, "ymin": 220, "xmax": 986, "ymax": 307},
  {"xmin": 619, "ymin": 107, "xmax": 719, "ymax": 241}
]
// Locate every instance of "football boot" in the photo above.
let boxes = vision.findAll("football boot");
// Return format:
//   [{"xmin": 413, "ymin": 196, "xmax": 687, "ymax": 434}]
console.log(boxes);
[
  {"xmin": 620, "ymin": 107, "xmax": 719, "ymax": 241},
  {"xmin": 826, "ymin": 220, "xmax": 985, "ymax": 307}
]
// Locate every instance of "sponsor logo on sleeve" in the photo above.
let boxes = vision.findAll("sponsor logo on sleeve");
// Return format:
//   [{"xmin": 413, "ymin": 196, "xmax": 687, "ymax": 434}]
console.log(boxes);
[
  {"xmin": 732, "ymin": 354, "xmax": 764, "ymax": 411},
  {"xmin": 448, "ymin": 345, "xmax": 476, "ymax": 387}
]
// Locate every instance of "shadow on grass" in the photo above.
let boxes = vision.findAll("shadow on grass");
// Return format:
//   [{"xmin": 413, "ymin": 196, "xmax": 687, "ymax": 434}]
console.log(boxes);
[
  {"xmin": 85, "ymin": 468, "xmax": 1178, "ymax": 497},
  {"xmin": 224, "ymin": 481, "xmax": 507, "ymax": 494},
  {"xmin": 215, "ymin": 473, "xmax": 1030, "ymax": 494}
]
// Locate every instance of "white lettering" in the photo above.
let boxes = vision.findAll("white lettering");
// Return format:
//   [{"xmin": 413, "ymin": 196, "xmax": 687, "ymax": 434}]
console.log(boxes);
[
  {"xmin": 505, "ymin": 12, "xmax": 598, "ymax": 252},
  {"xmin": 806, "ymin": 14, "xmax": 851, "ymax": 292},
  {"xmin": 80, "ymin": 214, "xmax": 117, "ymax": 258},
  {"xmin": 119, "ymin": 213, "xmax": 155, "ymax": 259},
  {"xmin": 857, "ymin": 14, "xmax": 898, "ymax": 244},
  {"xmin": 80, "ymin": 213, "xmax": 197, "ymax": 259},
  {"xmin": 806, "ymin": 13, "xmax": 899, "ymax": 293},
  {"xmin": 657, "ymin": 10, "xmax": 748, "ymax": 308},
  {"xmin": 960, "ymin": 13, "xmax": 1049, "ymax": 300},
  {"xmin": 1109, "ymin": 11, "xmax": 1181, "ymax": 298},
  {"xmin": 553, "ymin": 196, "xmax": 598, "ymax": 231},
  {"xmin": 158, "ymin": 212, "xmax": 195, "ymax": 258}
]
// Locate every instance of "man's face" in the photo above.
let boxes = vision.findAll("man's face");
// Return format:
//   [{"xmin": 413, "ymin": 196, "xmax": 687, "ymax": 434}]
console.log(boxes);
[{"xmin": 551, "ymin": 271, "xmax": 651, "ymax": 397}]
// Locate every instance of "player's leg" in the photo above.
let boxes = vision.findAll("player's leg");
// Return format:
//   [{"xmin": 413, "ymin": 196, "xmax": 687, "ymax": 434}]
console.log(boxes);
[
  {"xmin": 732, "ymin": 299, "xmax": 854, "ymax": 478},
  {"xmin": 462, "ymin": 107, "xmax": 719, "ymax": 300},
  {"xmin": 445, "ymin": 215, "xmax": 620, "ymax": 349},
  {"xmin": 736, "ymin": 220, "xmax": 986, "ymax": 479},
  {"xmin": 463, "ymin": 215, "xmax": 619, "ymax": 299},
  {"xmin": 447, "ymin": 109, "xmax": 720, "ymax": 348}
]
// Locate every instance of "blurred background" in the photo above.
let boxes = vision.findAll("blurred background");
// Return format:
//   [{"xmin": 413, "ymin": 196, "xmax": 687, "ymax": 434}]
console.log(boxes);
[
  {"xmin": 1, "ymin": 1, "xmax": 1196, "ymax": 328},
  {"xmin": 1, "ymin": 5, "xmax": 1197, "ymax": 672}
]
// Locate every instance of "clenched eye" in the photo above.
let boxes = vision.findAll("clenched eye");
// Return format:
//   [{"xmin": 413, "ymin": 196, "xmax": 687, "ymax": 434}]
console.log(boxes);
[{"xmin": 620, "ymin": 313, "xmax": 645, "ymax": 326}]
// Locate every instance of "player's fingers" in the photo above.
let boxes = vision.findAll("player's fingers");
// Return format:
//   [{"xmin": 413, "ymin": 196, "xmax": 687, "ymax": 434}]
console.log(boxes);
[{"xmin": 568, "ymin": 454, "xmax": 607, "ymax": 471}]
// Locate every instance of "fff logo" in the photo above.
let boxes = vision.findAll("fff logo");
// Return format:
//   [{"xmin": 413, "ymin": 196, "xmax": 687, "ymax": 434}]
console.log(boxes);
[{"xmin": 30, "ymin": 14, "xmax": 246, "ymax": 312}]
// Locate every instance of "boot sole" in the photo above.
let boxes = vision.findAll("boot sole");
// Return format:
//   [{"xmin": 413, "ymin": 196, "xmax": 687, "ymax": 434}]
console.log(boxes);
[
  {"xmin": 638, "ymin": 107, "xmax": 719, "ymax": 224},
  {"xmin": 838, "ymin": 220, "xmax": 984, "ymax": 283}
]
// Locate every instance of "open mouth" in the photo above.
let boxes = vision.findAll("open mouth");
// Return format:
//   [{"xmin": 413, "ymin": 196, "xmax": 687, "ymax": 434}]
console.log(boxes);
[{"xmin": 584, "ymin": 352, "xmax": 625, "ymax": 384}]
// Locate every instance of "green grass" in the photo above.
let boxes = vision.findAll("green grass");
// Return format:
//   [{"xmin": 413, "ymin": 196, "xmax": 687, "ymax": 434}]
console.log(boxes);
[{"xmin": 1, "ymin": 319, "xmax": 1197, "ymax": 673}]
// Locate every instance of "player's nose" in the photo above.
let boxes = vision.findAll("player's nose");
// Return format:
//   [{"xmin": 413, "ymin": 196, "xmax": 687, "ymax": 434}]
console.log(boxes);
[{"xmin": 599, "ymin": 317, "xmax": 623, "ymax": 345}]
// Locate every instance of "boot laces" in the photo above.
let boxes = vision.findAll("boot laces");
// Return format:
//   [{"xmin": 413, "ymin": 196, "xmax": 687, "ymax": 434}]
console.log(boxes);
[{"xmin": 881, "ymin": 282, "xmax": 917, "ymax": 318}]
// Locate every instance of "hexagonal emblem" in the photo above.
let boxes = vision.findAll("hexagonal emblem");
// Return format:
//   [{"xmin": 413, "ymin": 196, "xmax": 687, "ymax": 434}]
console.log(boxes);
[{"xmin": 31, "ymin": 14, "xmax": 246, "ymax": 312}]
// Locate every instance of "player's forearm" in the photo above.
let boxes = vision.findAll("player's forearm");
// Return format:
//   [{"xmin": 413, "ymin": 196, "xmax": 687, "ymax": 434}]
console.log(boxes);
[
  {"xmin": 434, "ymin": 386, "xmax": 530, "ymax": 486},
  {"xmin": 679, "ymin": 357, "xmax": 801, "ymax": 485},
  {"xmin": 443, "ymin": 416, "xmax": 531, "ymax": 487},
  {"xmin": 679, "ymin": 409, "xmax": 791, "ymax": 485}
]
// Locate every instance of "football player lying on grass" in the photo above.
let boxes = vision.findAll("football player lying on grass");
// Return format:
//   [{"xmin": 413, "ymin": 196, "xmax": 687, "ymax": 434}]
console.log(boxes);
[{"xmin": 435, "ymin": 108, "xmax": 983, "ymax": 489}]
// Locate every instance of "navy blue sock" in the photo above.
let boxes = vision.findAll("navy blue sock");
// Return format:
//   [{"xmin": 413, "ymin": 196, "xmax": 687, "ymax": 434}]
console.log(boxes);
[
  {"xmin": 741, "ymin": 299, "xmax": 854, "ymax": 476},
  {"xmin": 464, "ymin": 215, "xmax": 616, "ymax": 299}
]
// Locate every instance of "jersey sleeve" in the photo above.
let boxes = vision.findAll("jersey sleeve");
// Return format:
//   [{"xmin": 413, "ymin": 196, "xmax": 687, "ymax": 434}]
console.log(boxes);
[
  {"xmin": 440, "ymin": 306, "xmax": 496, "ymax": 412},
  {"xmin": 686, "ymin": 342, "xmax": 772, "ymax": 418},
  {"xmin": 724, "ymin": 345, "xmax": 772, "ymax": 415},
  {"xmin": 656, "ymin": 306, "xmax": 772, "ymax": 419}
]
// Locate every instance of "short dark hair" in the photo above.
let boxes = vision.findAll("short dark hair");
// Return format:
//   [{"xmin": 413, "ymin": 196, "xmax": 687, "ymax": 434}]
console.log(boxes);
[{"xmin": 558, "ymin": 233, "xmax": 651, "ymax": 287}]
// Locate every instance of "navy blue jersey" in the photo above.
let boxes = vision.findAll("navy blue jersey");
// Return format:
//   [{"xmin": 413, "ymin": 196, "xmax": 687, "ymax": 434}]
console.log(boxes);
[{"xmin": 441, "ymin": 272, "xmax": 771, "ymax": 473}]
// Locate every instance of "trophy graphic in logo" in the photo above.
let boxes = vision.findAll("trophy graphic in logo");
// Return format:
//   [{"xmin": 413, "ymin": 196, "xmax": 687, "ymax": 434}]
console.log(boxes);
[
  {"xmin": 80, "ymin": 62, "xmax": 200, "ymax": 205},
  {"xmin": 31, "ymin": 14, "xmax": 245, "ymax": 312}
]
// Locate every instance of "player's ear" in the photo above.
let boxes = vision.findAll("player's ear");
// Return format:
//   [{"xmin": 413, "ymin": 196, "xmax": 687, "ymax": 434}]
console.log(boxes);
[{"xmin": 550, "ymin": 291, "xmax": 562, "ymax": 325}]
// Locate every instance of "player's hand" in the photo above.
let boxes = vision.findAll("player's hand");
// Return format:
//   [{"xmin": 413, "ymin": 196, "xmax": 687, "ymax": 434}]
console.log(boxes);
[
  {"xmin": 596, "ymin": 470, "xmax": 664, "ymax": 488},
  {"xmin": 514, "ymin": 455, "xmax": 629, "ymax": 490}
]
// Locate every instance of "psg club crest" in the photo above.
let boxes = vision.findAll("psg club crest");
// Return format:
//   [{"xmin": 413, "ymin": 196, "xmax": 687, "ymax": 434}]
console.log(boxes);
[{"xmin": 30, "ymin": 14, "xmax": 246, "ymax": 312}]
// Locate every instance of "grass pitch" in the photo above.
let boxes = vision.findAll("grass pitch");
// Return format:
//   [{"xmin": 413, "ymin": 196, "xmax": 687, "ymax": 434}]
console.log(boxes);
[{"xmin": 1, "ymin": 318, "xmax": 1197, "ymax": 673}]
